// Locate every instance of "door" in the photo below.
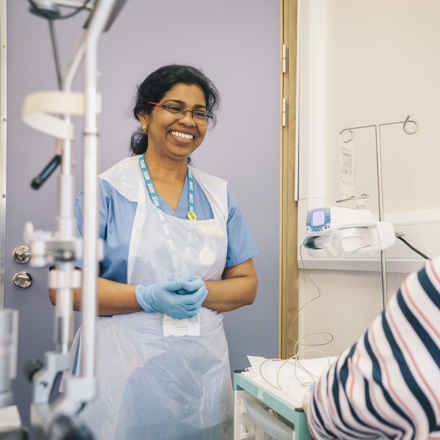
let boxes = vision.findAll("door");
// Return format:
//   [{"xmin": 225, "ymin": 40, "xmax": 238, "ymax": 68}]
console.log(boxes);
[{"xmin": 5, "ymin": 0, "xmax": 280, "ymax": 432}]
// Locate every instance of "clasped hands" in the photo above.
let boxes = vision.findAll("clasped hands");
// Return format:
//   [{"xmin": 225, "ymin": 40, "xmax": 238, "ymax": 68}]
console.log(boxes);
[{"xmin": 135, "ymin": 276, "xmax": 208, "ymax": 319}]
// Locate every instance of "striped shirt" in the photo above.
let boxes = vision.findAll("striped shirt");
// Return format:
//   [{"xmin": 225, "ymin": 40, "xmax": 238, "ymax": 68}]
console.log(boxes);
[{"xmin": 306, "ymin": 257, "xmax": 440, "ymax": 439}]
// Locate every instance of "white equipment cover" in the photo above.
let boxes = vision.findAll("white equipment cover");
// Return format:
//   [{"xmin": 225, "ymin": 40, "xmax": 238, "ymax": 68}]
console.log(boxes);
[
  {"xmin": 22, "ymin": 91, "xmax": 101, "ymax": 140},
  {"xmin": 77, "ymin": 156, "xmax": 233, "ymax": 439}
]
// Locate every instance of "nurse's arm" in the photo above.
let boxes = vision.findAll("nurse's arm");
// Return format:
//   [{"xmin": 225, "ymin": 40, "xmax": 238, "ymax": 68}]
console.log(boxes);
[
  {"xmin": 203, "ymin": 258, "xmax": 258, "ymax": 312},
  {"xmin": 49, "ymin": 276, "xmax": 141, "ymax": 316}
]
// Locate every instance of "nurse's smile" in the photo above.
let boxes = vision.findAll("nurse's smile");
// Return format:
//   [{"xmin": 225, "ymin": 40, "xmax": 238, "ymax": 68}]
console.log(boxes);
[
  {"xmin": 169, "ymin": 129, "xmax": 195, "ymax": 144},
  {"xmin": 140, "ymin": 83, "xmax": 209, "ymax": 162}
]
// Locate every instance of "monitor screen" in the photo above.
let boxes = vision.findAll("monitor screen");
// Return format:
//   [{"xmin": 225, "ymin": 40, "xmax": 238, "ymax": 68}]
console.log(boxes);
[{"xmin": 311, "ymin": 210, "xmax": 325, "ymax": 227}]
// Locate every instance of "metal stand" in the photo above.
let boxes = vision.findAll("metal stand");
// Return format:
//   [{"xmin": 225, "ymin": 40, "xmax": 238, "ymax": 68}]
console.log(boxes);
[
  {"xmin": 21, "ymin": 0, "xmax": 126, "ymax": 435},
  {"xmin": 339, "ymin": 116, "xmax": 418, "ymax": 308}
]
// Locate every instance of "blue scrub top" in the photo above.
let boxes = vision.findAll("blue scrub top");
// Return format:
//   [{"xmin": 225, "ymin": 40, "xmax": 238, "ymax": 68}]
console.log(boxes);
[{"xmin": 74, "ymin": 171, "xmax": 258, "ymax": 284}]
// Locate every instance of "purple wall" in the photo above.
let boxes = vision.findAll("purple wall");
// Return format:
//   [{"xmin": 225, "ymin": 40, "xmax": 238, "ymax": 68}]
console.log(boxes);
[{"xmin": 6, "ymin": 0, "xmax": 279, "ymax": 430}]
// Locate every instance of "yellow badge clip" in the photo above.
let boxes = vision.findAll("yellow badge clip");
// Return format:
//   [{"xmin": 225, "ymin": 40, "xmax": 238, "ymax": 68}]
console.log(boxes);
[{"xmin": 187, "ymin": 211, "xmax": 197, "ymax": 221}]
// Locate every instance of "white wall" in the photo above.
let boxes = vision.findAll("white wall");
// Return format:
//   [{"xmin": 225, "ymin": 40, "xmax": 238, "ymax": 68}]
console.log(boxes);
[{"xmin": 298, "ymin": 0, "xmax": 440, "ymax": 355}]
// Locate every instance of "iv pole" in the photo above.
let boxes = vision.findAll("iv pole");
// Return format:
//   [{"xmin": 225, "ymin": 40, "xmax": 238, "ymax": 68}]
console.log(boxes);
[
  {"xmin": 21, "ymin": 0, "xmax": 127, "ymax": 436},
  {"xmin": 339, "ymin": 116, "xmax": 418, "ymax": 309}
]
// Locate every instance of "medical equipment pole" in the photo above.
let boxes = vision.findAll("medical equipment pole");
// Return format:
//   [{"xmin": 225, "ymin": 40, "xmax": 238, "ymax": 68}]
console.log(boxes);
[
  {"xmin": 30, "ymin": 1, "xmax": 116, "ymax": 428},
  {"xmin": 18, "ymin": 2, "xmax": 126, "ymax": 436},
  {"xmin": 81, "ymin": 0, "xmax": 116, "ymax": 381},
  {"xmin": 373, "ymin": 125, "xmax": 387, "ymax": 308},
  {"xmin": 338, "ymin": 123, "xmax": 388, "ymax": 307},
  {"xmin": 53, "ymin": 33, "xmax": 86, "ymax": 355},
  {"xmin": 339, "ymin": 117, "xmax": 418, "ymax": 309},
  {"xmin": 375, "ymin": 117, "xmax": 418, "ymax": 307},
  {"xmin": 30, "ymin": 32, "xmax": 87, "ymax": 413}
]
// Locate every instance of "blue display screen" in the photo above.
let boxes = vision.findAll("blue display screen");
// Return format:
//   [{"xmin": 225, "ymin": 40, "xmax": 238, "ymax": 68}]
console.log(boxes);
[
  {"xmin": 311, "ymin": 210, "xmax": 325, "ymax": 226},
  {"xmin": 306, "ymin": 207, "xmax": 330, "ymax": 233}
]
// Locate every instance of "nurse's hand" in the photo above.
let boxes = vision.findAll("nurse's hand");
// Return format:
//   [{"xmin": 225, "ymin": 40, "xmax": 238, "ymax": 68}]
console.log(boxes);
[
  {"xmin": 135, "ymin": 280, "xmax": 208, "ymax": 320},
  {"xmin": 174, "ymin": 275, "xmax": 206, "ymax": 295}
]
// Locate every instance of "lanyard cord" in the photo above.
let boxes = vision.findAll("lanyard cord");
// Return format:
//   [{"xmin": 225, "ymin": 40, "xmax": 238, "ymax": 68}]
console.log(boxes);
[
  {"xmin": 138, "ymin": 155, "xmax": 195, "ymax": 278},
  {"xmin": 138, "ymin": 155, "xmax": 197, "ymax": 220}
]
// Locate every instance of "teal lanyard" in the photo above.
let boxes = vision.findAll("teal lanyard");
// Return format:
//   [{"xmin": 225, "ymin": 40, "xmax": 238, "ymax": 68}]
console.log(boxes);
[{"xmin": 138, "ymin": 155, "xmax": 197, "ymax": 220}]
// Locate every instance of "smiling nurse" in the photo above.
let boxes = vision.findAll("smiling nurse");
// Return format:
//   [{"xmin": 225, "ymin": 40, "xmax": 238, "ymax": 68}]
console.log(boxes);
[{"xmin": 49, "ymin": 65, "xmax": 258, "ymax": 439}]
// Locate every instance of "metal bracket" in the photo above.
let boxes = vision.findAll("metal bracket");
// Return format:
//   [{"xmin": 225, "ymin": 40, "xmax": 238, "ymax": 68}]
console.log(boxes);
[
  {"xmin": 282, "ymin": 44, "xmax": 287, "ymax": 74},
  {"xmin": 282, "ymin": 97, "xmax": 287, "ymax": 128}
]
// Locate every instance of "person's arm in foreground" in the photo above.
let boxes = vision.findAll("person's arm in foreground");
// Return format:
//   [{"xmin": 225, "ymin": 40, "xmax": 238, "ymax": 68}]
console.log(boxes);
[{"xmin": 305, "ymin": 257, "xmax": 440, "ymax": 439}]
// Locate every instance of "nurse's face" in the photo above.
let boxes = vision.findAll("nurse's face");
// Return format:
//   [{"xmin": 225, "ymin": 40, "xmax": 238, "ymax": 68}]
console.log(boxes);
[{"xmin": 139, "ymin": 83, "xmax": 209, "ymax": 162}]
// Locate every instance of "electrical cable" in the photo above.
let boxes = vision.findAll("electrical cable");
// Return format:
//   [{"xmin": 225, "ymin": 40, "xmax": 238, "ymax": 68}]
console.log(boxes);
[
  {"xmin": 293, "ymin": 243, "xmax": 335, "ymax": 358},
  {"xmin": 48, "ymin": 19, "xmax": 63, "ymax": 90},
  {"xmin": 257, "ymin": 242, "xmax": 335, "ymax": 392},
  {"xmin": 256, "ymin": 232, "xmax": 427, "ymax": 398},
  {"xmin": 396, "ymin": 235, "xmax": 430, "ymax": 260}
]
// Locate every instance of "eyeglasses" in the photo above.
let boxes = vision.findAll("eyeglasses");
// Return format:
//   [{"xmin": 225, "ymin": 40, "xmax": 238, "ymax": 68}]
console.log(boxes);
[{"xmin": 148, "ymin": 101, "xmax": 214, "ymax": 123}]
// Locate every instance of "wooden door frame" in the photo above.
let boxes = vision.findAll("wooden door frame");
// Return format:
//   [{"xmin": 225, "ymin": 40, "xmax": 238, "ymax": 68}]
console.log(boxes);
[{"xmin": 279, "ymin": 0, "xmax": 299, "ymax": 359}]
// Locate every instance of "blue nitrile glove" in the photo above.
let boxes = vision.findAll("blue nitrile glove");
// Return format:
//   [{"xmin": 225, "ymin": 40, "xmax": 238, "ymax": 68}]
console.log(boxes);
[
  {"xmin": 174, "ymin": 275, "xmax": 206, "ymax": 295},
  {"xmin": 135, "ymin": 280, "xmax": 208, "ymax": 320}
]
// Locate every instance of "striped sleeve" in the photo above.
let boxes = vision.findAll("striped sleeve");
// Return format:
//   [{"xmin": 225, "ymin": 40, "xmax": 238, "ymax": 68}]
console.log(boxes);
[{"xmin": 306, "ymin": 257, "xmax": 440, "ymax": 439}]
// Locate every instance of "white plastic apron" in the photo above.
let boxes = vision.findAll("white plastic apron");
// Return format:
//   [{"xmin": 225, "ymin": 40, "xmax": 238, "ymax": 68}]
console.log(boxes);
[{"xmin": 77, "ymin": 156, "xmax": 233, "ymax": 440}]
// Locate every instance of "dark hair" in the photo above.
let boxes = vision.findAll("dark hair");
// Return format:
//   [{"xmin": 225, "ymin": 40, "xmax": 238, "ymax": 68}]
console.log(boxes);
[{"xmin": 130, "ymin": 64, "xmax": 220, "ymax": 155}]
